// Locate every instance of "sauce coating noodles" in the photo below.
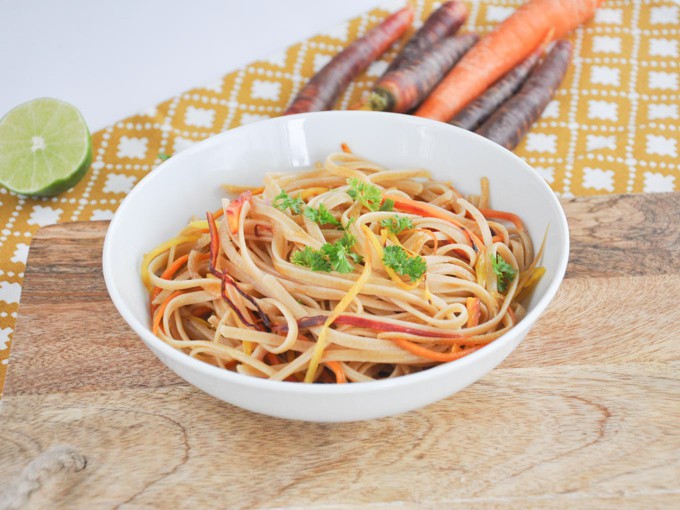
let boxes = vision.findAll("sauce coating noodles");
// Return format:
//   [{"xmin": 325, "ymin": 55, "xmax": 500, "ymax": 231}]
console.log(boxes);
[{"xmin": 144, "ymin": 150, "xmax": 544, "ymax": 383}]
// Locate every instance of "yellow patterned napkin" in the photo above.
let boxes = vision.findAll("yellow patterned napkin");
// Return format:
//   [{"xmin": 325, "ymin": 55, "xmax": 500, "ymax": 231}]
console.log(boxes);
[{"xmin": 1, "ymin": 0, "xmax": 678, "ymax": 393}]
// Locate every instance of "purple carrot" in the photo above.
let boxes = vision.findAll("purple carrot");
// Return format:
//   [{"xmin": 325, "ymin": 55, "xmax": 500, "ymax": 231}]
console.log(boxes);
[
  {"xmin": 283, "ymin": 7, "xmax": 413, "ymax": 115},
  {"xmin": 475, "ymin": 39, "xmax": 573, "ymax": 150},
  {"xmin": 368, "ymin": 33, "xmax": 479, "ymax": 113},
  {"xmin": 386, "ymin": 1, "xmax": 469, "ymax": 73},
  {"xmin": 450, "ymin": 48, "xmax": 543, "ymax": 131}
]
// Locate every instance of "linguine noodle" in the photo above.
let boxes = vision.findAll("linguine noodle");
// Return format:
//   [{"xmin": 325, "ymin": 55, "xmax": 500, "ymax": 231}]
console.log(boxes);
[{"xmin": 143, "ymin": 149, "xmax": 545, "ymax": 383}]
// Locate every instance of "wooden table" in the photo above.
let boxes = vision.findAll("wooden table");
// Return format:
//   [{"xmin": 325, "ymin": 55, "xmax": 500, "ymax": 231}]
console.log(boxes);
[{"xmin": 2, "ymin": 193, "xmax": 679, "ymax": 509}]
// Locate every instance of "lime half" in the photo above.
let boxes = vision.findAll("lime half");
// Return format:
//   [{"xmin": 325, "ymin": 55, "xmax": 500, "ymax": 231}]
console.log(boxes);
[{"xmin": 0, "ymin": 98, "xmax": 92, "ymax": 196}]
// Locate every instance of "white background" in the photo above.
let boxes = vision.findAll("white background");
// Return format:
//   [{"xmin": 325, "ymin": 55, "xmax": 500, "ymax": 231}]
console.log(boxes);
[{"xmin": 1, "ymin": 0, "xmax": 382, "ymax": 131}]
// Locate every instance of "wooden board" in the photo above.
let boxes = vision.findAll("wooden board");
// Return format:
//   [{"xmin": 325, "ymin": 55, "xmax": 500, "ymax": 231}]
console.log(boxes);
[{"xmin": 2, "ymin": 193, "xmax": 679, "ymax": 509}]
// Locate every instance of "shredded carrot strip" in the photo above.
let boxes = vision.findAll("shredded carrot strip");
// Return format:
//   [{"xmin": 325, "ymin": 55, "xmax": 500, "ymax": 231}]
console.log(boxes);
[
  {"xmin": 364, "ymin": 226, "xmax": 422, "ymax": 290},
  {"xmin": 188, "ymin": 220, "xmax": 209, "ymax": 230},
  {"xmin": 191, "ymin": 306, "xmax": 213, "ymax": 318},
  {"xmin": 326, "ymin": 361, "xmax": 347, "ymax": 384},
  {"xmin": 221, "ymin": 184, "xmax": 264, "ymax": 195},
  {"xmin": 479, "ymin": 208, "xmax": 524, "ymax": 231},
  {"xmin": 466, "ymin": 297, "xmax": 481, "ymax": 328},
  {"xmin": 304, "ymin": 257, "xmax": 373, "ymax": 383},
  {"xmin": 515, "ymin": 266, "xmax": 546, "ymax": 302},
  {"xmin": 153, "ymin": 290, "xmax": 182, "ymax": 336},
  {"xmin": 386, "ymin": 194, "xmax": 484, "ymax": 249},
  {"xmin": 393, "ymin": 338, "xmax": 481, "ymax": 362},
  {"xmin": 341, "ymin": 143, "xmax": 352, "ymax": 154},
  {"xmin": 141, "ymin": 235, "xmax": 201, "ymax": 291},
  {"xmin": 300, "ymin": 187, "xmax": 329, "ymax": 200},
  {"xmin": 475, "ymin": 248, "xmax": 487, "ymax": 289},
  {"xmin": 207, "ymin": 211, "xmax": 220, "ymax": 269},
  {"xmin": 212, "ymin": 207, "xmax": 225, "ymax": 219},
  {"xmin": 265, "ymin": 352, "xmax": 280, "ymax": 365},
  {"xmin": 479, "ymin": 177, "xmax": 490, "ymax": 210},
  {"xmin": 150, "ymin": 253, "xmax": 190, "ymax": 303}
]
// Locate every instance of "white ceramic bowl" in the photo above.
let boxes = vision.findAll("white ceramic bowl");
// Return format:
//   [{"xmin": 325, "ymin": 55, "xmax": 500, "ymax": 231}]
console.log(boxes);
[{"xmin": 103, "ymin": 111, "xmax": 569, "ymax": 422}]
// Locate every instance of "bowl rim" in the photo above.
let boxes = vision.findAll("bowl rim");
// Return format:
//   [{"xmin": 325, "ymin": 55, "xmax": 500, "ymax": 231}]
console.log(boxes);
[{"xmin": 103, "ymin": 110, "xmax": 570, "ymax": 395}]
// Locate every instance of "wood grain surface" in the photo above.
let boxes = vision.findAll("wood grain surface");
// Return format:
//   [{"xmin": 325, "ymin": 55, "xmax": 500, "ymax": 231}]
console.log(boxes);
[{"xmin": 1, "ymin": 193, "xmax": 679, "ymax": 509}]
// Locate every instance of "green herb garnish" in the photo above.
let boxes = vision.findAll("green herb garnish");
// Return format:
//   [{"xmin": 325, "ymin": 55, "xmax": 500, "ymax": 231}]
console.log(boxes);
[
  {"xmin": 380, "ymin": 215, "xmax": 413, "ymax": 235},
  {"xmin": 346, "ymin": 178, "xmax": 384, "ymax": 212},
  {"xmin": 273, "ymin": 190, "xmax": 305, "ymax": 214},
  {"xmin": 490, "ymin": 253, "xmax": 517, "ymax": 293},
  {"xmin": 291, "ymin": 246, "xmax": 331, "ymax": 272},
  {"xmin": 379, "ymin": 198, "xmax": 395, "ymax": 211},
  {"xmin": 158, "ymin": 153, "xmax": 171, "ymax": 161},
  {"xmin": 291, "ymin": 232, "xmax": 362, "ymax": 274},
  {"xmin": 382, "ymin": 245, "xmax": 427, "ymax": 282},
  {"xmin": 304, "ymin": 203, "xmax": 341, "ymax": 227}
]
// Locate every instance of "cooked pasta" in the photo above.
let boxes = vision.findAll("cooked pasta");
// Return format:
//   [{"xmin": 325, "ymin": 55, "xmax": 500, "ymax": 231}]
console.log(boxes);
[{"xmin": 143, "ymin": 148, "xmax": 545, "ymax": 383}]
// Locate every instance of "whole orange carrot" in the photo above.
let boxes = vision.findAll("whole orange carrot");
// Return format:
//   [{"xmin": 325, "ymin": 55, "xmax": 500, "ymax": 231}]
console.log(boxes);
[
  {"xmin": 415, "ymin": 0, "xmax": 604, "ymax": 121},
  {"xmin": 284, "ymin": 6, "xmax": 413, "ymax": 115}
]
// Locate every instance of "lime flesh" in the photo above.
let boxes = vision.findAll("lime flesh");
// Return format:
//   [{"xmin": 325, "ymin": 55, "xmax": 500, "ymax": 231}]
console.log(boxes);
[{"xmin": 0, "ymin": 98, "xmax": 92, "ymax": 196}]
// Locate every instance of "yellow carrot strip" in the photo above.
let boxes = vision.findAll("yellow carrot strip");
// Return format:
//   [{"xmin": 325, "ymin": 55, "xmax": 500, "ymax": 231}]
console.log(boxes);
[
  {"xmin": 299, "ymin": 187, "xmax": 329, "ymax": 200},
  {"xmin": 479, "ymin": 177, "xmax": 490, "ymax": 210},
  {"xmin": 475, "ymin": 247, "xmax": 487, "ymax": 289},
  {"xmin": 515, "ymin": 266, "xmax": 546, "ymax": 302},
  {"xmin": 188, "ymin": 220, "xmax": 209, "ymax": 230},
  {"xmin": 364, "ymin": 226, "xmax": 422, "ymax": 290},
  {"xmin": 304, "ymin": 258, "xmax": 372, "ymax": 383},
  {"xmin": 141, "ymin": 234, "xmax": 201, "ymax": 291},
  {"xmin": 221, "ymin": 184, "xmax": 265, "ymax": 195}
]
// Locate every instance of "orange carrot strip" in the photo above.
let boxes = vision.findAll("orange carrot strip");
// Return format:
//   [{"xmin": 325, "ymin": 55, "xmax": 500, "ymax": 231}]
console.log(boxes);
[
  {"xmin": 386, "ymin": 194, "xmax": 483, "ymax": 249},
  {"xmin": 265, "ymin": 352, "xmax": 281, "ymax": 365},
  {"xmin": 393, "ymin": 338, "xmax": 481, "ymax": 362},
  {"xmin": 153, "ymin": 290, "xmax": 182, "ymax": 336},
  {"xmin": 226, "ymin": 191, "xmax": 252, "ymax": 235},
  {"xmin": 341, "ymin": 143, "xmax": 352, "ymax": 154},
  {"xmin": 415, "ymin": 0, "xmax": 604, "ymax": 121},
  {"xmin": 326, "ymin": 361, "xmax": 347, "ymax": 384},
  {"xmin": 479, "ymin": 208, "xmax": 525, "ymax": 231},
  {"xmin": 466, "ymin": 297, "xmax": 481, "ymax": 328},
  {"xmin": 191, "ymin": 306, "xmax": 213, "ymax": 318},
  {"xmin": 150, "ymin": 254, "xmax": 190, "ymax": 303}
]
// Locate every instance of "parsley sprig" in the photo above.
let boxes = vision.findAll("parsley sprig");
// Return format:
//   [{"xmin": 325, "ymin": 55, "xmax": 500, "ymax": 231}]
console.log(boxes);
[
  {"xmin": 273, "ymin": 190, "xmax": 305, "ymax": 214},
  {"xmin": 490, "ymin": 254, "xmax": 517, "ymax": 293},
  {"xmin": 291, "ymin": 246, "xmax": 331, "ymax": 272},
  {"xmin": 380, "ymin": 215, "xmax": 413, "ymax": 235},
  {"xmin": 382, "ymin": 245, "xmax": 427, "ymax": 282},
  {"xmin": 346, "ymin": 178, "xmax": 393, "ymax": 212},
  {"xmin": 291, "ymin": 232, "xmax": 363, "ymax": 274},
  {"xmin": 304, "ymin": 204, "xmax": 341, "ymax": 227}
]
